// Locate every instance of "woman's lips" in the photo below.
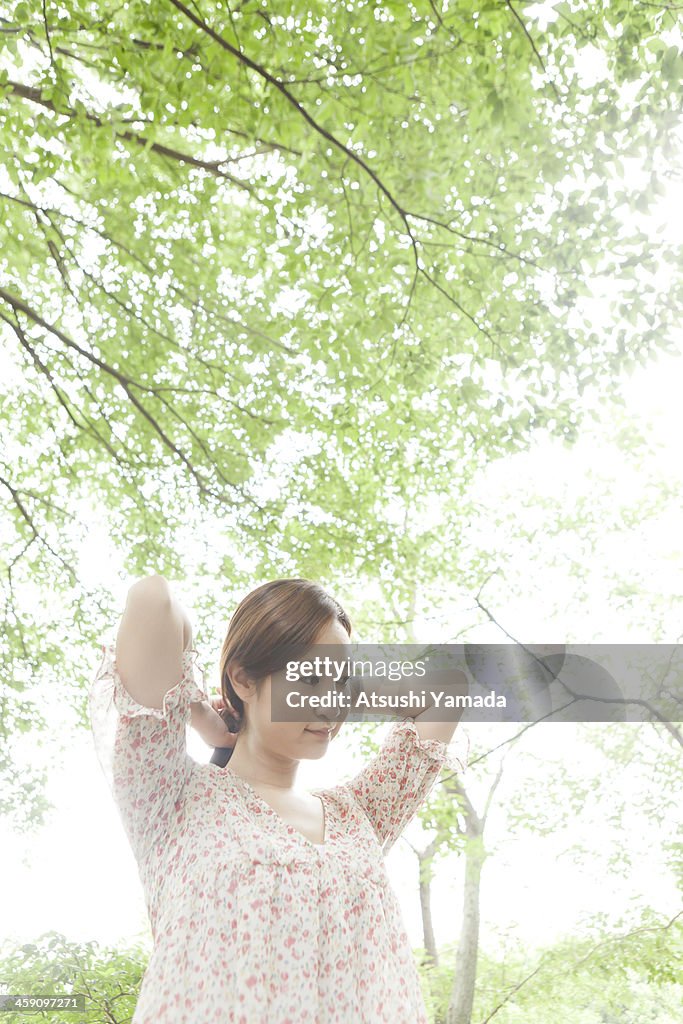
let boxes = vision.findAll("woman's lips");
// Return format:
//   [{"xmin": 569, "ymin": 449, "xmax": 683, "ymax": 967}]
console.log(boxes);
[{"xmin": 305, "ymin": 728, "xmax": 332, "ymax": 739}]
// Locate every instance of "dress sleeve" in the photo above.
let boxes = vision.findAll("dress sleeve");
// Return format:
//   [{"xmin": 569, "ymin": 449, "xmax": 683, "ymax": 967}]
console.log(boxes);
[
  {"xmin": 88, "ymin": 639, "xmax": 208, "ymax": 863},
  {"xmin": 342, "ymin": 718, "xmax": 470, "ymax": 856}
]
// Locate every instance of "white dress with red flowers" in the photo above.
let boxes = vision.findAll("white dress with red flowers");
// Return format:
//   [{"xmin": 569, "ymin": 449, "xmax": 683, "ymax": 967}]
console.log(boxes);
[{"xmin": 88, "ymin": 641, "xmax": 469, "ymax": 1024}]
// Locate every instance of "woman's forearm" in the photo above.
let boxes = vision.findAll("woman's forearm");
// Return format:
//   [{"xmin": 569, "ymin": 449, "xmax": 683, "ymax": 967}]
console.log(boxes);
[{"xmin": 189, "ymin": 700, "xmax": 235, "ymax": 746}]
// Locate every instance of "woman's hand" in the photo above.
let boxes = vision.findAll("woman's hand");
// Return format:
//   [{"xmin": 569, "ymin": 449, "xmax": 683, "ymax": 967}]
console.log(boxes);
[{"xmin": 189, "ymin": 694, "xmax": 239, "ymax": 749}]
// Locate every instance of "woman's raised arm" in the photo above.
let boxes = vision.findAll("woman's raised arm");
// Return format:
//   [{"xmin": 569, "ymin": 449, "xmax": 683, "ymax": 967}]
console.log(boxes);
[
  {"xmin": 89, "ymin": 574, "xmax": 233, "ymax": 862},
  {"xmin": 116, "ymin": 574, "xmax": 235, "ymax": 747},
  {"xmin": 115, "ymin": 574, "xmax": 187, "ymax": 709}
]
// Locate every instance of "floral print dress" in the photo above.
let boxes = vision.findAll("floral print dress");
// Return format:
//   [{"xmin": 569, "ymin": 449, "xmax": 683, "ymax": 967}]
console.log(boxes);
[{"xmin": 88, "ymin": 641, "xmax": 469, "ymax": 1024}]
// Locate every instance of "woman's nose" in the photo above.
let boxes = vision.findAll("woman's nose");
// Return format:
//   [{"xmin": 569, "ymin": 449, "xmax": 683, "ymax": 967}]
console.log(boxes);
[{"xmin": 315, "ymin": 699, "xmax": 346, "ymax": 724}]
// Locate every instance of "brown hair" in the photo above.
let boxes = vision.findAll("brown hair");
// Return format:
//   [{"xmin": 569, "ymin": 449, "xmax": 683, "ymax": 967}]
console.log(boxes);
[{"xmin": 214, "ymin": 579, "xmax": 352, "ymax": 764}]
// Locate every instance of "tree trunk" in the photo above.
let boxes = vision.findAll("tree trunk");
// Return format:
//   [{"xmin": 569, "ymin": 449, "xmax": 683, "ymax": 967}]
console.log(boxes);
[
  {"xmin": 446, "ymin": 822, "xmax": 486, "ymax": 1024},
  {"xmin": 418, "ymin": 843, "xmax": 439, "ymax": 967}
]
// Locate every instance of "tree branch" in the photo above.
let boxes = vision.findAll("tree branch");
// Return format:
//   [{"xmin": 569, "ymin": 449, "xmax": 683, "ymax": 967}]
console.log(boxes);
[
  {"xmin": 0, "ymin": 286, "xmax": 249, "ymax": 505},
  {"xmin": 6, "ymin": 80, "xmax": 256, "ymax": 194},
  {"xmin": 505, "ymin": 0, "xmax": 562, "ymax": 103},
  {"xmin": 474, "ymin": 591, "xmax": 683, "ymax": 747},
  {"xmin": 167, "ymin": 0, "xmax": 503, "ymax": 336}
]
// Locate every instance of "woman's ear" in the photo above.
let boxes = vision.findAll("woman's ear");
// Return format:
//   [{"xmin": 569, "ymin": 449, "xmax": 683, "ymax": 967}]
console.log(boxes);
[{"xmin": 228, "ymin": 661, "xmax": 257, "ymax": 704}]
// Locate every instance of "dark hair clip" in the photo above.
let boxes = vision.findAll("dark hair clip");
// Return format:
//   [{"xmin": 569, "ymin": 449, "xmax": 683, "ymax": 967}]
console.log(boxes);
[{"xmin": 210, "ymin": 746, "xmax": 233, "ymax": 767}]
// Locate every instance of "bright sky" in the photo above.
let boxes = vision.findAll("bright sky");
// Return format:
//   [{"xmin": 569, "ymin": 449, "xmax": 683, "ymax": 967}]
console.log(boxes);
[{"xmin": 1, "ymin": 2, "xmax": 682, "ymax": 966}]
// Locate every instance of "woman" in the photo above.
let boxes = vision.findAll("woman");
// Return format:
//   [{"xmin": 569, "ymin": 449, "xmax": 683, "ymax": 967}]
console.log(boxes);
[{"xmin": 89, "ymin": 574, "xmax": 469, "ymax": 1024}]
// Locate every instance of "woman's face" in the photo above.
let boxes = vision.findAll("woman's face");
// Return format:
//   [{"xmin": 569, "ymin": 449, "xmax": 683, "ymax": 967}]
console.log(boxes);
[{"xmin": 238, "ymin": 617, "xmax": 352, "ymax": 761}]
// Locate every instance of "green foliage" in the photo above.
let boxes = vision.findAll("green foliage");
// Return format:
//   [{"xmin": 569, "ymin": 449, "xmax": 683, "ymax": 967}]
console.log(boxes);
[
  {"xmin": 417, "ymin": 910, "xmax": 683, "ymax": 1024},
  {"xmin": 0, "ymin": 931, "xmax": 147, "ymax": 1023}
]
